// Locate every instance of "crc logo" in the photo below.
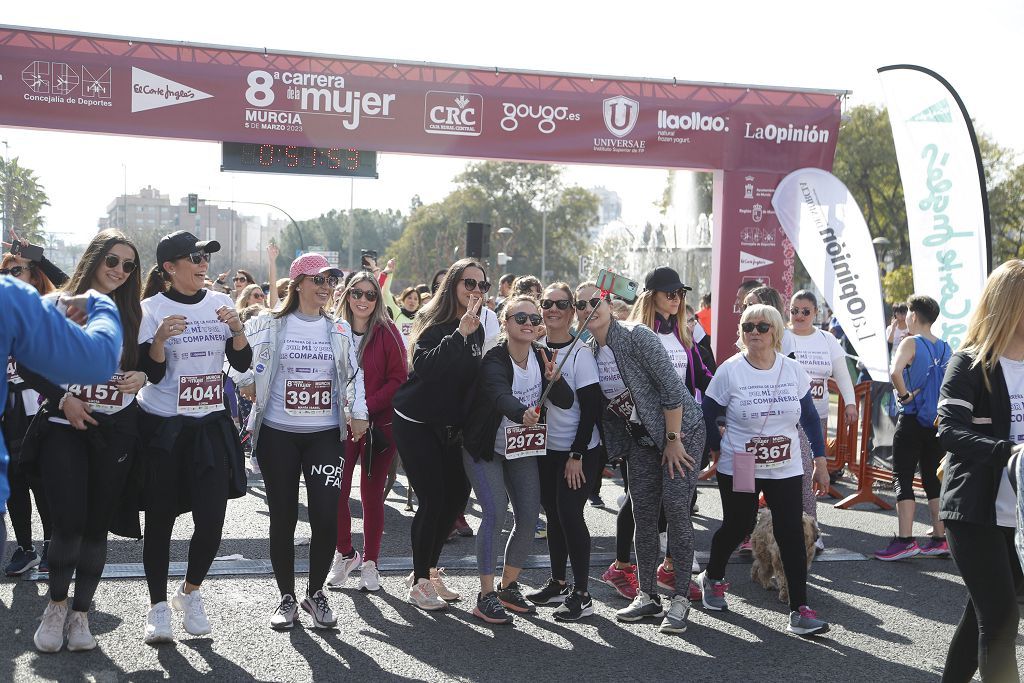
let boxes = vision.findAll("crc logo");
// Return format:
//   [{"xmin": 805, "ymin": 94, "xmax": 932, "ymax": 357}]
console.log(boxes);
[
  {"xmin": 602, "ymin": 96, "xmax": 639, "ymax": 138},
  {"xmin": 424, "ymin": 91, "xmax": 482, "ymax": 136},
  {"xmin": 500, "ymin": 102, "xmax": 581, "ymax": 134}
]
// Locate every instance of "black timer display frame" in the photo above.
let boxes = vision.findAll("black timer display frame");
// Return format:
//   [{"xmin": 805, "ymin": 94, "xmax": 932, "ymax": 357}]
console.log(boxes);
[{"xmin": 221, "ymin": 142, "xmax": 378, "ymax": 178}]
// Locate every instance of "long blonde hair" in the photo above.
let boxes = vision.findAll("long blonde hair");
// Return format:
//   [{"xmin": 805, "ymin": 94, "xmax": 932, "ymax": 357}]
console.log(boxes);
[
  {"xmin": 338, "ymin": 271, "xmax": 393, "ymax": 363},
  {"xmin": 960, "ymin": 260, "xmax": 1024, "ymax": 384},
  {"xmin": 627, "ymin": 290, "xmax": 693, "ymax": 349}
]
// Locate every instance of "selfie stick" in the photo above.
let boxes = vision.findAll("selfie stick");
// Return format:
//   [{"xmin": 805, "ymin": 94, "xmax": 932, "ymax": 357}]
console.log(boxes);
[{"xmin": 535, "ymin": 288, "xmax": 610, "ymax": 410}]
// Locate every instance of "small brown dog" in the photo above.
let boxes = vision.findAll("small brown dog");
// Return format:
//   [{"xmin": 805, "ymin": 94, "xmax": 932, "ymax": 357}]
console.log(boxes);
[{"xmin": 750, "ymin": 510, "xmax": 819, "ymax": 604}]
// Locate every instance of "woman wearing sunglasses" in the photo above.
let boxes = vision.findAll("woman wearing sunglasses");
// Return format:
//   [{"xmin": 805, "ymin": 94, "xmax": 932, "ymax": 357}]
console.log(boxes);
[
  {"xmin": 12, "ymin": 231, "xmax": 143, "ymax": 652},
  {"xmin": 788, "ymin": 290, "xmax": 857, "ymax": 548},
  {"xmin": 700, "ymin": 304, "xmax": 830, "ymax": 636},
  {"xmin": 1, "ymin": 250, "xmax": 58, "ymax": 580},
  {"xmin": 392, "ymin": 258, "xmax": 489, "ymax": 611},
  {"xmin": 576, "ymin": 280, "xmax": 705, "ymax": 634},
  {"xmin": 327, "ymin": 272, "xmax": 405, "ymax": 593},
  {"xmin": 615, "ymin": 267, "xmax": 714, "ymax": 597},
  {"xmin": 235, "ymin": 283, "xmax": 267, "ymax": 311},
  {"xmin": 240, "ymin": 254, "xmax": 367, "ymax": 630},
  {"xmin": 461, "ymin": 294, "xmax": 572, "ymax": 624},
  {"xmin": 136, "ymin": 231, "xmax": 252, "ymax": 644},
  {"xmin": 524, "ymin": 283, "xmax": 603, "ymax": 620}
]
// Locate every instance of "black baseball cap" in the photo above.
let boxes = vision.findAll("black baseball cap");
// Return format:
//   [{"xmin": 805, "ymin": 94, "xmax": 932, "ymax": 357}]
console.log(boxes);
[
  {"xmin": 156, "ymin": 231, "xmax": 221, "ymax": 266},
  {"xmin": 644, "ymin": 266, "xmax": 691, "ymax": 293}
]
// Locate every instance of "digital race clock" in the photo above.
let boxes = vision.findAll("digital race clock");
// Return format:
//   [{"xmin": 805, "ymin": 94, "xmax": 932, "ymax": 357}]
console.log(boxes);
[{"xmin": 221, "ymin": 142, "xmax": 378, "ymax": 178}]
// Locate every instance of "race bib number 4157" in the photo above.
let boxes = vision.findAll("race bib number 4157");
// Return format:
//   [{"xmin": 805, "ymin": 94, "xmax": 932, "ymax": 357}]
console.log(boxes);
[{"xmin": 178, "ymin": 373, "xmax": 223, "ymax": 413}]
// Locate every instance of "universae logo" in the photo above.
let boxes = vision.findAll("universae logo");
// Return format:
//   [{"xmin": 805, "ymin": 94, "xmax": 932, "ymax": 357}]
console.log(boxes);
[{"xmin": 602, "ymin": 96, "xmax": 639, "ymax": 138}]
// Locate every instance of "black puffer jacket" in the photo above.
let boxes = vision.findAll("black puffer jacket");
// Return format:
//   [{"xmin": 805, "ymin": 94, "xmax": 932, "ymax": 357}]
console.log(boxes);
[
  {"xmin": 462, "ymin": 341, "xmax": 573, "ymax": 462},
  {"xmin": 937, "ymin": 350, "xmax": 1014, "ymax": 526}
]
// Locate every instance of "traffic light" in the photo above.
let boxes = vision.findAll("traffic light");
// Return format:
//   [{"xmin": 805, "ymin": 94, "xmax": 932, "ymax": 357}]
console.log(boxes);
[{"xmin": 187, "ymin": 193, "xmax": 198, "ymax": 214}]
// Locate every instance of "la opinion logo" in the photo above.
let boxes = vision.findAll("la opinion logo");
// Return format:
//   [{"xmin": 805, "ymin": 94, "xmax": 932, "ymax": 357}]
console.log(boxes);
[{"xmin": 602, "ymin": 96, "xmax": 639, "ymax": 138}]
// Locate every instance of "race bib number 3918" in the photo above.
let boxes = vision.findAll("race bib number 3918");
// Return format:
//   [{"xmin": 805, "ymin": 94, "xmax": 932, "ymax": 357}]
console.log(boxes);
[
  {"xmin": 284, "ymin": 379, "xmax": 333, "ymax": 416},
  {"xmin": 504, "ymin": 425, "xmax": 547, "ymax": 459},
  {"xmin": 177, "ymin": 373, "xmax": 223, "ymax": 413}
]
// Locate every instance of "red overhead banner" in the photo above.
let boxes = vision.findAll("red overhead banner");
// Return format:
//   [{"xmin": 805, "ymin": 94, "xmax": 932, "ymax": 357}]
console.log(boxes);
[{"xmin": 0, "ymin": 26, "xmax": 842, "ymax": 172}]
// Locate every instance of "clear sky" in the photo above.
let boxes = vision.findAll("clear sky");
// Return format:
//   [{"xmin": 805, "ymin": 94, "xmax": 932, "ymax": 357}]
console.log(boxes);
[{"xmin": 2, "ymin": 0, "xmax": 1021, "ymax": 246}]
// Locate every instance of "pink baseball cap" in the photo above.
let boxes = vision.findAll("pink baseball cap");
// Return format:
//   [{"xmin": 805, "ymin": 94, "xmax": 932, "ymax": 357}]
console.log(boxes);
[{"xmin": 289, "ymin": 253, "xmax": 343, "ymax": 280}]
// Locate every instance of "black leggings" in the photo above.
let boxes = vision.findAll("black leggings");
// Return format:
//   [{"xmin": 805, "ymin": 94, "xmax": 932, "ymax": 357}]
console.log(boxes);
[
  {"xmin": 892, "ymin": 415, "xmax": 942, "ymax": 502},
  {"xmin": 708, "ymin": 472, "xmax": 809, "ymax": 611},
  {"xmin": 6, "ymin": 460, "xmax": 51, "ymax": 550},
  {"xmin": 39, "ymin": 422, "xmax": 134, "ymax": 611},
  {"xmin": 942, "ymin": 520, "xmax": 1022, "ymax": 683},
  {"xmin": 256, "ymin": 425, "xmax": 342, "ymax": 597},
  {"xmin": 538, "ymin": 447, "xmax": 600, "ymax": 590},
  {"xmin": 143, "ymin": 421, "xmax": 230, "ymax": 605},
  {"xmin": 392, "ymin": 415, "xmax": 471, "ymax": 582}
]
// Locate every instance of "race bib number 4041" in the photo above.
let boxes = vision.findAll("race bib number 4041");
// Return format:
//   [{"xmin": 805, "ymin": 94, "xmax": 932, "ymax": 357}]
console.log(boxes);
[
  {"xmin": 285, "ymin": 379, "xmax": 333, "ymax": 416},
  {"xmin": 505, "ymin": 425, "xmax": 547, "ymax": 459},
  {"xmin": 746, "ymin": 435, "xmax": 793, "ymax": 469},
  {"xmin": 178, "ymin": 373, "xmax": 223, "ymax": 413}
]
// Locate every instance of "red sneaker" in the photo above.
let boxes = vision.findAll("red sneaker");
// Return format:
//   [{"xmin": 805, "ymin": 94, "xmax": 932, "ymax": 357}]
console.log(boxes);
[
  {"xmin": 601, "ymin": 562, "xmax": 639, "ymax": 600},
  {"xmin": 656, "ymin": 562, "xmax": 675, "ymax": 591}
]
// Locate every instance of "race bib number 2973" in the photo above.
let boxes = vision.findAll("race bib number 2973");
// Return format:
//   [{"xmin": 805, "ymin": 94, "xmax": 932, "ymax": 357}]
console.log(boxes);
[{"xmin": 505, "ymin": 425, "xmax": 547, "ymax": 459}]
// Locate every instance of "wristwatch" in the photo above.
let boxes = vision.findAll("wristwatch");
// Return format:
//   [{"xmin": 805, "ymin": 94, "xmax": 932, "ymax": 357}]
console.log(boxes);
[
  {"xmin": 569, "ymin": 451, "xmax": 584, "ymax": 461},
  {"xmin": 666, "ymin": 431, "xmax": 679, "ymax": 442},
  {"xmin": 899, "ymin": 392, "xmax": 911, "ymax": 404}
]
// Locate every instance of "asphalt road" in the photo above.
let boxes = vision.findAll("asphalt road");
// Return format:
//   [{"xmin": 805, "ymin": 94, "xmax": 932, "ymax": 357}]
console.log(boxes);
[{"xmin": 2, "ymin": 470, "xmax": 1021, "ymax": 682}]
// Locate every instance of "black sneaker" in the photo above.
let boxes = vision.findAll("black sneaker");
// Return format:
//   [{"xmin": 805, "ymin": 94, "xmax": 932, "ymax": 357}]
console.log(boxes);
[
  {"xmin": 525, "ymin": 578, "xmax": 570, "ymax": 606},
  {"xmin": 473, "ymin": 592, "xmax": 513, "ymax": 625},
  {"xmin": 497, "ymin": 581, "xmax": 536, "ymax": 614},
  {"xmin": 4, "ymin": 546, "xmax": 40, "ymax": 576},
  {"xmin": 38, "ymin": 541, "xmax": 50, "ymax": 574},
  {"xmin": 588, "ymin": 494, "xmax": 604, "ymax": 507},
  {"xmin": 553, "ymin": 591, "xmax": 594, "ymax": 621}
]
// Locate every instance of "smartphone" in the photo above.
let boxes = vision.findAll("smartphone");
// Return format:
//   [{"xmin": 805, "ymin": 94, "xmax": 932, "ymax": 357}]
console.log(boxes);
[
  {"xmin": 12, "ymin": 241, "xmax": 44, "ymax": 262},
  {"xmin": 360, "ymin": 249, "xmax": 378, "ymax": 270},
  {"xmin": 596, "ymin": 269, "xmax": 639, "ymax": 303}
]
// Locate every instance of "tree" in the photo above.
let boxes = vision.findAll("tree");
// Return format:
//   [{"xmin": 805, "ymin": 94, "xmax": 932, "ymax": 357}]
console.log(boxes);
[
  {"xmin": 882, "ymin": 264, "xmax": 915, "ymax": 303},
  {"xmin": 275, "ymin": 208, "xmax": 405, "ymax": 274},
  {"xmin": 988, "ymin": 162, "xmax": 1024, "ymax": 263},
  {"xmin": 1, "ymin": 157, "xmax": 49, "ymax": 242}
]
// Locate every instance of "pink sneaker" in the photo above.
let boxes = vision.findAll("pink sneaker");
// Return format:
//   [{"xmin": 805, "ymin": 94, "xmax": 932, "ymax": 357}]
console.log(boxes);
[
  {"xmin": 601, "ymin": 562, "xmax": 639, "ymax": 600},
  {"xmin": 918, "ymin": 537, "xmax": 950, "ymax": 557},
  {"xmin": 874, "ymin": 537, "xmax": 921, "ymax": 561},
  {"xmin": 656, "ymin": 562, "xmax": 675, "ymax": 591},
  {"xmin": 688, "ymin": 580, "xmax": 702, "ymax": 602},
  {"xmin": 739, "ymin": 536, "xmax": 752, "ymax": 553}
]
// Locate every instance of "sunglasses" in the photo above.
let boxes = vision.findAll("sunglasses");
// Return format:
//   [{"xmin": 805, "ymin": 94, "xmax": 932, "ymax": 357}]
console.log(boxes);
[
  {"xmin": 103, "ymin": 254, "xmax": 137, "ymax": 273},
  {"xmin": 0, "ymin": 264, "xmax": 33, "ymax": 277},
  {"xmin": 310, "ymin": 274, "xmax": 340, "ymax": 288},
  {"xmin": 662, "ymin": 289, "xmax": 687, "ymax": 301},
  {"xmin": 574, "ymin": 297, "xmax": 603, "ymax": 311},
  {"xmin": 540, "ymin": 299, "xmax": 573, "ymax": 310},
  {"xmin": 459, "ymin": 277, "xmax": 491, "ymax": 293},
  {"xmin": 348, "ymin": 288, "xmax": 379, "ymax": 302},
  {"xmin": 508, "ymin": 312, "xmax": 543, "ymax": 326},
  {"xmin": 790, "ymin": 307, "xmax": 813, "ymax": 317},
  {"xmin": 233, "ymin": 276, "xmax": 248, "ymax": 283},
  {"xmin": 178, "ymin": 251, "xmax": 211, "ymax": 264},
  {"xmin": 251, "ymin": 292, "xmax": 265, "ymax": 300},
  {"xmin": 741, "ymin": 322, "xmax": 773, "ymax": 334}
]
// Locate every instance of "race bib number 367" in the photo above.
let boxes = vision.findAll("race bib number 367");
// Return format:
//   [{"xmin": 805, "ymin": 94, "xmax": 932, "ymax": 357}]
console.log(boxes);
[
  {"xmin": 505, "ymin": 425, "xmax": 547, "ymax": 459},
  {"xmin": 285, "ymin": 379, "xmax": 333, "ymax": 416},
  {"xmin": 746, "ymin": 435, "xmax": 793, "ymax": 469},
  {"xmin": 178, "ymin": 373, "xmax": 223, "ymax": 413}
]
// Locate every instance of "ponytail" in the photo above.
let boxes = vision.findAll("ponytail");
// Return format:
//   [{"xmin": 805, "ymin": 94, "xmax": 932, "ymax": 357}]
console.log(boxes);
[{"xmin": 142, "ymin": 265, "xmax": 169, "ymax": 300}]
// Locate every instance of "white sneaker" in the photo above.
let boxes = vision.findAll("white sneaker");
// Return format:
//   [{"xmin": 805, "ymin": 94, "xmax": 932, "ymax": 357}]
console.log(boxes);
[
  {"xmin": 300, "ymin": 590, "xmax": 337, "ymax": 628},
  {"xmin": 66, "ymin": 610, "xmax": 97, "ymax": 651},
  {"xmin": 408, "ymin": 578, "xmax": 447, "ymax": 611},
  {"xmin": 34, "ymin": 600, "xmax": 69, "ymax": 653},
  {"xmin": 269, "ymin": 594, "xmax": 298, "ymax": 630},
  {"xmin": 359, "ymin": 560, "xmax": 381, "ymax": 592},
  {"xmin": 170, "ymin": 582, "xmax": 212, "ymax": 636},
  {"xmin": 429, "ymin": 567, "xmax": 460, "ymax": 601},
  {"xmin": 692, "ymin": 557, "xmax": 701, "ymax": 574},
  {"xmin": 326, "ymin": 550, "xmax": 362, "ymax": 588},
  {"xmin": 144, "ymin": 602, "xmax": 174, "ymax": 644}
]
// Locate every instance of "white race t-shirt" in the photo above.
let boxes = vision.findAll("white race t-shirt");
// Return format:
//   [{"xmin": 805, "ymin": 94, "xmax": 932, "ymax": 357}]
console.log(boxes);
[
  {"xmin": 494, "ymin": 351, "xmax": 543, "ymax": 456},
  {"xmin": 263, "ymin": 314, "xmax": 340, "ymax": 431},
  {"xmin": 997, "ymin": 356, "xmax": 1024, "ymax": 527},
  {"xmin": 137, "ymin": 291, "xmax": 233, "ymax": 418},
  {"xmin": 658, "ymin": 331, "xmax": 689, "ymax": 386},
  {"xmin": 887, "ymin": 322, "xmax": 910, "ymax": 350},
  {"xmin": 791, "ymin": 329, "xmax": 846, "ymax": 420},
  {"xmin": 781, "ymin": 328, "xmax": 797, "ymax": 357},
  {"xmin": 705, "ymin": 352, "xmax": 811, "ymax": 480},
  {"xmin": 482, "ymin": 306, "xmax": 500, "ymax": 353},
  {"xmin": 596, "ymin": 345, "xmax": 626, "ymax": 400},
  {"xmin": 546, "ymin": 342, "xmax": 601, "ymax": 452}
]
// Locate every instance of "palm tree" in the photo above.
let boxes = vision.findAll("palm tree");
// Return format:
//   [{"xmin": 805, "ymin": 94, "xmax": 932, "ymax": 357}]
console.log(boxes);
[{"xmin": 1, "ymin": 157, "xmax": 49, "ymax": 242}]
